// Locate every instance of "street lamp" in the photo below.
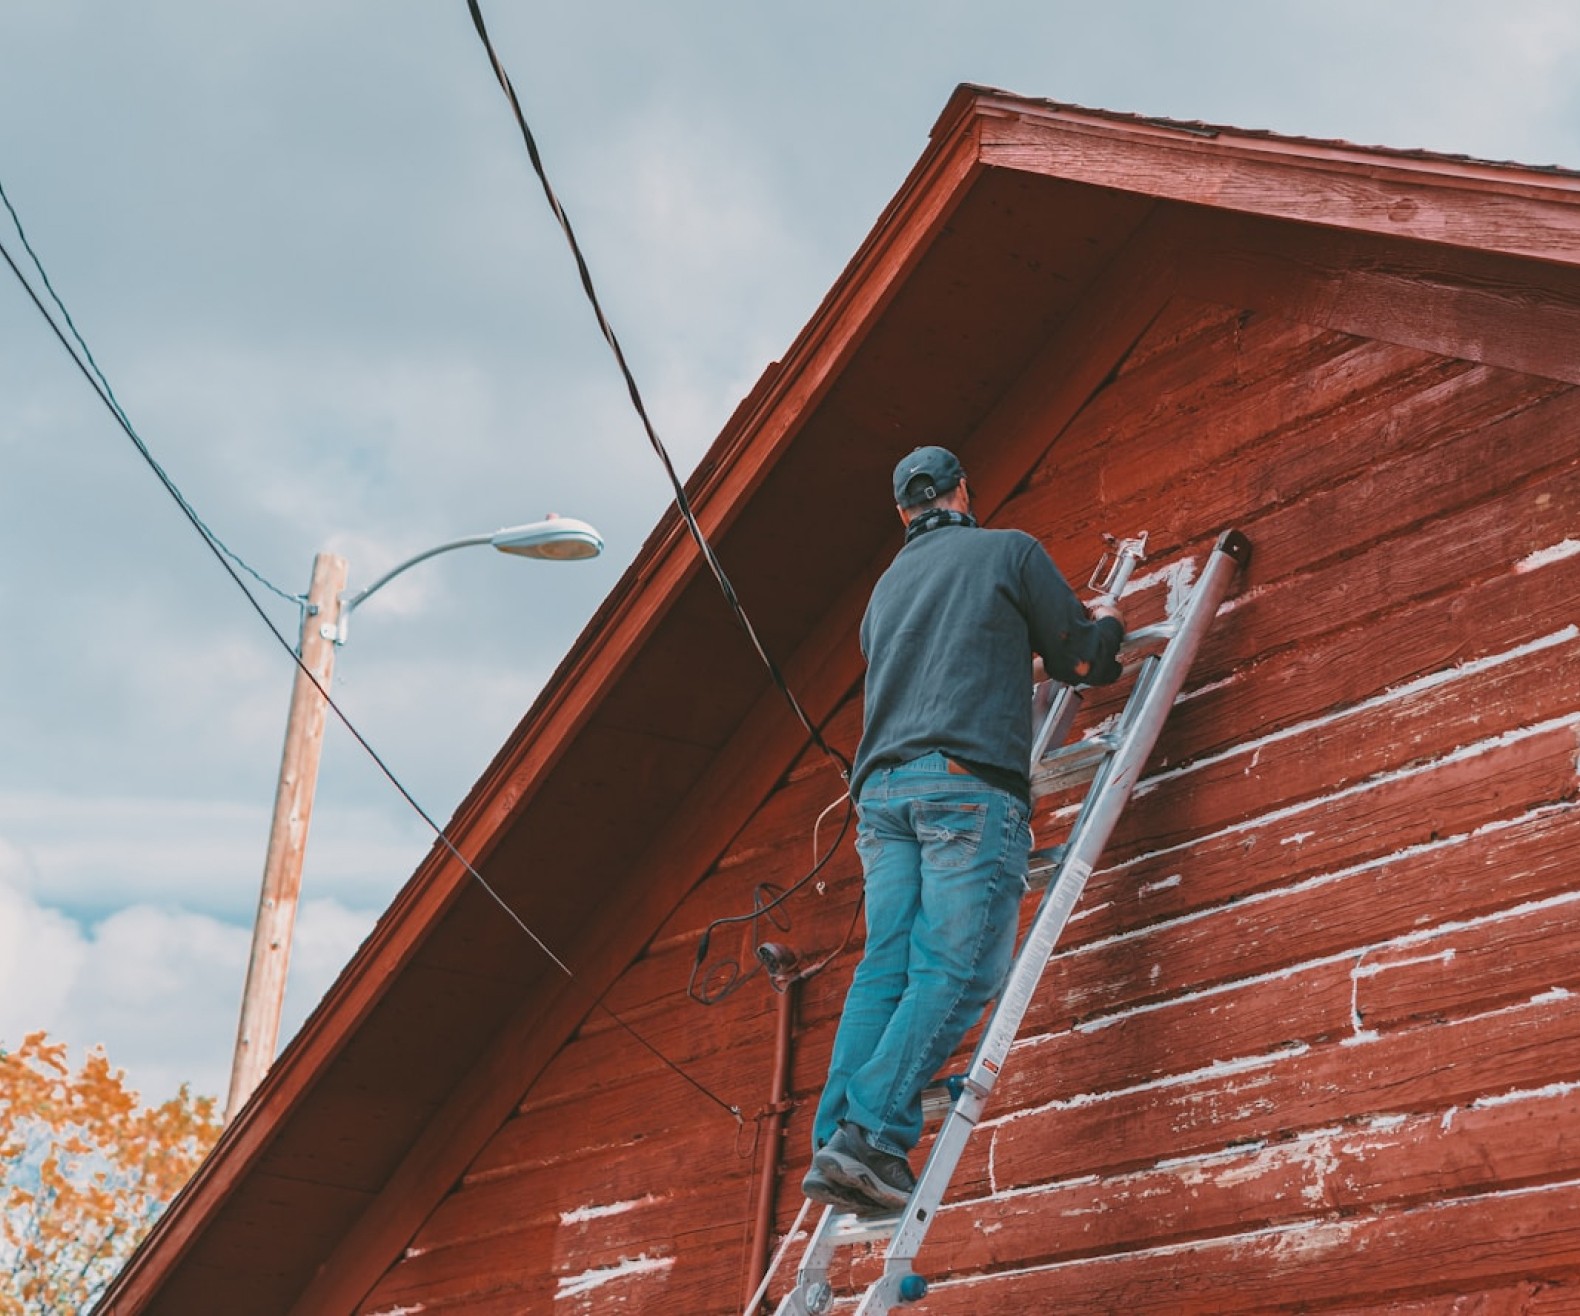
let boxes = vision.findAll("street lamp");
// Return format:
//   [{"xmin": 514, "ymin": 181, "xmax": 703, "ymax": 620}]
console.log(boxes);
[
  {"xmin": 336, "ymin": 517, "xmax": 604, "ymax": 643},
  {"xmin": 224, "ymin": 516, "xmax": 604, "ymax": 1123}
]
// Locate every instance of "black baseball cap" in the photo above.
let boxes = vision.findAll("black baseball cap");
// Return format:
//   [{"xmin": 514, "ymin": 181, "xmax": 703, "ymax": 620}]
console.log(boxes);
[{"xmin": 892, "ymin": 446, "xmax": 964, "ymax": 508}]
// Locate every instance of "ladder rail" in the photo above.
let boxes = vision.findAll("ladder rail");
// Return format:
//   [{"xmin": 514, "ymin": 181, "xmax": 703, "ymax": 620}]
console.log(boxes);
[
  {"xmin": 772, "ymin": 530, "xmax": 1250, "ymax": 1316},
  {"xmin": 1027, "ymin": 531, "xmax": 1145, "ymax": 767},
  {"xmin": 855, "ymin": 529, "xmax": 1250, "ymax": 1312}
]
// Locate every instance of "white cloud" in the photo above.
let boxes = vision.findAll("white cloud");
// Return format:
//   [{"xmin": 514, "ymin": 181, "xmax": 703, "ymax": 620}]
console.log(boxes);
[
  {"xmin": 0, "ymin": 788, "xmax": 421, "ymax": 926},
  {"xmin": 0, "ymin": 860, "xmax": 88, "ymax": 1037},
  {"xmin": 58, "ymin": 904, "xmax": 249, "ymax": 1101},
  {"xmin": 7, "ymin": 0, "xmax": 1580, "ymax": 1140},
  {"xmin": 0, "ymin": 855, "xmax": 378, "ymax": 1105}
]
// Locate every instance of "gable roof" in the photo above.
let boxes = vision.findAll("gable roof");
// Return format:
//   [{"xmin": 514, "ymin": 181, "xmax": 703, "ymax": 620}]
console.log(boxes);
[{"xmin": 102, "ymin": 84, "xmax": 1580, "ymax": 1314}]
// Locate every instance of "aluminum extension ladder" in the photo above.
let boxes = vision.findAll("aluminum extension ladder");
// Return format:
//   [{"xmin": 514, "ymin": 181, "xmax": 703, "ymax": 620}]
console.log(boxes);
[{"xmin": 768, "ymin": 528, "xmax": 1252, "ymax": 1316}]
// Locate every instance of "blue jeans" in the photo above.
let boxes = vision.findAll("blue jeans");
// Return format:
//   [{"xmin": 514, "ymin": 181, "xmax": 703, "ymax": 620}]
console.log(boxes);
[{"xmin": 813, "ymin": 753, "xmax": 1031, "ymax": 1156}]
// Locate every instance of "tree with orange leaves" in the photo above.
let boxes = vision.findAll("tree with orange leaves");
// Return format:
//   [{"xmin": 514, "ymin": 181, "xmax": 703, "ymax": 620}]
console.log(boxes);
[{"xmin": 0, "ymin": 1031, "xmax": 222, "ymax": 1315}]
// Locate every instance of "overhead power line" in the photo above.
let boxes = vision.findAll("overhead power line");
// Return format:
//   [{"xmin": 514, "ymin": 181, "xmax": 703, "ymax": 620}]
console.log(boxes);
[
  {"xmin": 0, "ymin": 179, "xmax": 301, "ymax": 611},
  {"xmin": 0, "ymin": 176, "xmax": 741, "ymax": 1124},
  {"xmin": 462, "ymin": 2, "xmax": 870, "ymax": 1028},
  {"xmin": 464, "ymin": 0, "xmax": 851, "ymax": 783}
]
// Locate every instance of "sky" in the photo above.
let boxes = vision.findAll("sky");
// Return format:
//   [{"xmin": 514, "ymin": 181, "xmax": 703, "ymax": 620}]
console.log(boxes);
[{"xmin": 2, "ymin": 1, "xmax": 1578, "ymax": 1107}]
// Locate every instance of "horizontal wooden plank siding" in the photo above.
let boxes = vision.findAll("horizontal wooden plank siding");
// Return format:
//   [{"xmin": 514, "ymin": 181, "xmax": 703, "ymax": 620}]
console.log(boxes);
[
  {"xmin": 774, "ymin": 291, "xmax": 1580, "ymax": 1311},
  {"xmin": 362, "ymin": 272, "xmax": 1580, "ymax": 1307}
]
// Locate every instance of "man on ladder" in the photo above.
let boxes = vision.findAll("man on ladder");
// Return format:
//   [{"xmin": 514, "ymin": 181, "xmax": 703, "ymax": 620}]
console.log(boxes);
[{"xmin": 803, "ymin": 446, "xmax": 1127, "ymax": 1215}]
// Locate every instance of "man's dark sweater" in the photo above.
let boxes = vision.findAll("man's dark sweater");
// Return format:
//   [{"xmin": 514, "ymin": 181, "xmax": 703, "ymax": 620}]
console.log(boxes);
[{"xmin": 851, "ymin": 522, "xmax": 1124, "ymax": 803}]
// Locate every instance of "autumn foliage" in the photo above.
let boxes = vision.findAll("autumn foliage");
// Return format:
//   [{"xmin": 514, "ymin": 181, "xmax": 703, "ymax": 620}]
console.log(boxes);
[{"xmin": 0, "ymin": 1031, "xmax": 222, "ymax": 1314}]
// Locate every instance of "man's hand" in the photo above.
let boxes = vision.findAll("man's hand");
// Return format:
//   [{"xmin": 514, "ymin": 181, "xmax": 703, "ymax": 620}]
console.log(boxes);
[{"xmin": 1089, "ymin": 601, "xmax": 1125, "ymax": 628}]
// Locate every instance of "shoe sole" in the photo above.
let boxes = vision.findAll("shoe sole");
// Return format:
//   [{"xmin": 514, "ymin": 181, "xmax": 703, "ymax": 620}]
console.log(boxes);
[
  {"xmin": 801, "ymin": 1169, "xmax": 885, "ymax": 1215},
  {"xmin": 813, "ymin": 1146, "xmax": 913, "ymax": 1211}
]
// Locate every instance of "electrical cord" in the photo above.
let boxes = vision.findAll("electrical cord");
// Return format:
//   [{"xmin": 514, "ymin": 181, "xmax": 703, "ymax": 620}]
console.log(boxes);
[
  {"xmin": 688, "ymin": 791, "xmax": 856, "ymax": 1006},
  {"xmin": 687, "ymin": 880, "xmax": 792, "ymax": 1007}
]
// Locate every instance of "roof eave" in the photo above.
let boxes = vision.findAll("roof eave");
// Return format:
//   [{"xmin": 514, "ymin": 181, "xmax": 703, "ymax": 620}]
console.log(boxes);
[{"xmin": 99, "ymin": 79, "xmax": 996, "ymax": 1316}]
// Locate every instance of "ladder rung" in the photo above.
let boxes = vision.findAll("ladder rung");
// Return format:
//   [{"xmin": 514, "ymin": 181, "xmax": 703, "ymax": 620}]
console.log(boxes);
[
  {"xmin": 1026, "ymin": 845, "xmax": 1065, "ymax": 892},
  {"xmin": 827, "ymin": 1209, "xmax": 901, "ymax": 1245},
  {"xmin": 920, "ymin": 1074, "xmax": 964, "ymax": 1123},
  {"xmin": 771, "ymin": 530, "xmax": 1251, "ymax": 1316},
  {"xmin": 1031, "ymin": 736, "xmax": 1113, "ymax": 796},
  {"xmin": 1118, "ymin": 619, "xmax": 1173, "ymax": 662}
]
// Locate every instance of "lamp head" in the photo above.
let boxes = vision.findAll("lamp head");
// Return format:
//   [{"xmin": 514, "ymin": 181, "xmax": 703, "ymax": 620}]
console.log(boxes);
[{"xmin": 491, "ymin": 516, "xmax": 604, "ymax": 562}]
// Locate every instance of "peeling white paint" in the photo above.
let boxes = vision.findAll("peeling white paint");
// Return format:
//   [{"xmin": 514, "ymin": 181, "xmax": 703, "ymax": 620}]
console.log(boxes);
[
  {"xmin": 1167, "ymin": 558, "xmax": 1199, "ymax": 617},
  {"xmin": 977, "ymin": 1168, "xmax": 1103, "ymax": 1208},
  {"xmin": 1298, "ymin": 1135, "xmax": 1340, "ymax": 1209},
  {"xmin": 1269, "ymin": 1216, "xmax": 1364, "ymax": 1260},
  {"xmin": 1280, "ymin": 830, "xmax": 1314, "ymax": 846},
  {"xmin": 559, "ymin": 1195, "xmax": 659, "ymax": 1225},
  {"xmin": 1451, "ymin": 985, "xmax": 1579, "ymax": 1030},
  {"xmin": 1207, "ymin": 1148, "xmax": 1285, "ymax": 1193},
  {"xmin": 1040, "ymin": 805, "xmax": 1580, "ymax": 1052},
  {"xmin": 1138, "ymin": 625, "xmax": 1578, "ymax": 801},
  {"xmin": 1068, "ymin": 900, "xmax": 1111, "ymax": 925},
  {"xmin": 1175, "ymin": 671, "xmax": 1239, "ymax": 705},
  {"xmin": 365, "ymin": 1306, "xmax": 425, "ymax": 1316},
  {"xmin": 1515, "ymin": 538, "xmax": 1580, "ymax": 573},
  {"xmin": 919, "ymin": 1212, "xmax": 1363, "ymax": 1294},
  {"xmin": 1473, "ymin": 1079, "xmax": 1580, "ymax": 1108},
  {"xmin": 1097, "ymin": 764, "xmax": 1577, "ymax": 954},
  {"xmin": 1349, "ymin": 952, "xmax": 1369, "ymax": 1033},
  {"xmin": 1353, "ymin": 885, "xmax": 1580, "ymax": 967},
  {"xmin": 1216, "ymin": 580, "xmax": 1269, "ymax": 616},
  {"xmin": 1153, "ymin": 1141, "xmax": 1268, "ymax": 1176},
  {"xmin": 1139, "ymin": 874, "xmax": 1182, "ymax": 895},
  {"xmin": 971, "ymin": 1102, "xmax": 1580, "ymax": 1246},
  {"xmin": 1352, "ymin": 948, "xmax": 1455, "ymax": 978},
  {"xmin": 1124, "ymin": 555, "xmax": 1199, "ymax": 607},
  {"xmin": 991, "ymin": 1043, "xmax": 1309, "ymax": 1122},
  {"xmin": 555, "ymin": 1254, "xmax": 674, "ymax": 1300}
]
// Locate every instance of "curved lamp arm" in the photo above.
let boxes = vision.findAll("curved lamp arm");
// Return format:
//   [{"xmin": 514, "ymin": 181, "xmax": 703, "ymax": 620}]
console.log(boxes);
[{"xmin": 335, "ymin": 517, "xmax": 603, "ymax": 644}]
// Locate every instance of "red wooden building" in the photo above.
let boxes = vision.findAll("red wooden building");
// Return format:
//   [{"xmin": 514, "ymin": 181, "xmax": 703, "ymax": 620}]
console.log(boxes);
[{"xmin": 104, "ymin": 86, "xmax": 1580, "ymax": 1314}]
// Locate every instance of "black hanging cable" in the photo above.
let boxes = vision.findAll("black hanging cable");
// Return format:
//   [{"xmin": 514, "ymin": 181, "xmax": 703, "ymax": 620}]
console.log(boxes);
[
  {"xmin": 0, "ymin": 223, "xmax": 740, "ymax": 1124},
  {"xmin": 464, "ymin": 0, "xmax": 850, "ymax": 783},
  {"xmin": 0, "ymin": 178, "xmax": 302, "ymax": 611},
  {"xmin": 687, "ymin": 880, "xmax": 792, "ymax": 1007},
  {"xmin": 464, "ymin": 4, "xmax": 865, "ymax": 1010},
  {"xmin": 687, "ymin": 794, "xmax": 855, "ymax": 1005}
]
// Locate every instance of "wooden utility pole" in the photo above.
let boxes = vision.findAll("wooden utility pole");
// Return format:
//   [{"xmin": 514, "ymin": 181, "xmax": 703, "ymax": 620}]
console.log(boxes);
[{"xmin": 225, "ymin": 551, "xmax": 348, "ymax": 1123}]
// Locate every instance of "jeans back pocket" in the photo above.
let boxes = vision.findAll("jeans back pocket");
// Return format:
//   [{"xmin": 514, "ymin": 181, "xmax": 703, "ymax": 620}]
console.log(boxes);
[{"xmin": 911, "ymin": 800, "xmax": 987, "ymax": 869}]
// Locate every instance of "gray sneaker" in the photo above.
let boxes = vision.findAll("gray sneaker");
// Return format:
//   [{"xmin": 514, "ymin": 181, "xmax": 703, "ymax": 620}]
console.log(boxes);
[
  {"xmin": 801, "ymin": 1161, "xmax": 881, "ymax": 1214},
  {"xmin": 812, "ymin": 1123, "xmax": 916, "ymax": 1212}
]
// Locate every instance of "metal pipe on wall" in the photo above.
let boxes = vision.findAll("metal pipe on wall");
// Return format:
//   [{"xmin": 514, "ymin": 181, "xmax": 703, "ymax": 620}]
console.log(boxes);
[{"xmin": 744, "ymin": 978, "xmax": 799, "ymax": 1312}]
